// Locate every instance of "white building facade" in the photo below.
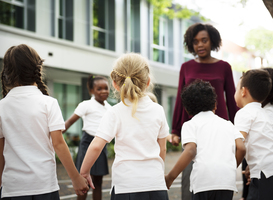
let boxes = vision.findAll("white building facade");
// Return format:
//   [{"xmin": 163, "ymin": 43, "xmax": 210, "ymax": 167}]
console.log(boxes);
[{"xmin": 0, "ymin": 0, "xmax": 200, "ymax": 136}]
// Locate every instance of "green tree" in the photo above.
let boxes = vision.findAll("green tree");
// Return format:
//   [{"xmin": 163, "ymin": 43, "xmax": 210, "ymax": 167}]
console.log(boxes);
[
  {"xmin": 245, "ymin": 28, "xmax": 273, "ymax": 67},
  {"xmin": 147, "ymin": 0, "xmax": 207, "ymax": 20}
]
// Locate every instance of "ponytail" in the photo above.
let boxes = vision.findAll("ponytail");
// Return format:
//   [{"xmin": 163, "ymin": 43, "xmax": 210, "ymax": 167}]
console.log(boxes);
[{"xmin": 111, "ymin": 53, "xmax": 151, "ymax": 118}]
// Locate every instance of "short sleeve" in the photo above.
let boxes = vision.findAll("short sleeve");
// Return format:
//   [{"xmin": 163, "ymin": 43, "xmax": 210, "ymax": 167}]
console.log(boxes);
[
  {"xmin": 96, "ymin": 108, "xmax": 119, "ymax": 143},
  {"xmin": 47, "ymin": 99, "xmax": 65, "ymax": 132},
  {"xmin": 234, "ymin": 109, "xmax": 252, "ymax": 134},
  {"xmin": 74, "ymin": 101, "xmax": 86, "ymax": 117},
  {"xmin": 230, "ymin": 122, "xmax": 244, "ymax": 140},
  {"xmin": 181, "ymin": 121, "xmax": 196, "ymax": 148},
  {"xmin": 158, "ymin": 107, "xmax": 170, "ymax": 138},
  {"xmin": 0, "ymin": 117, "xmax": 3, "ymax": 138}
]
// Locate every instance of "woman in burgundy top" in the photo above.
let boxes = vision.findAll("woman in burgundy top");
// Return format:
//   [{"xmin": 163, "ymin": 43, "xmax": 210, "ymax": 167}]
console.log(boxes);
[{"xmin": 171, "ymin": 23, "xmax": 238, "ymax": 200}]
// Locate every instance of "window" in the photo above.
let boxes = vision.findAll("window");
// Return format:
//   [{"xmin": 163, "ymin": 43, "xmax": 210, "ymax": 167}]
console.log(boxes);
[
  {"xmin": 0, "ymin": 0, "xmax": 36, "ymax": 32},
  {"xmin": 87, "ymin": 0, "xmax": 115, "ymax": 51},
  {"xmin": 180, "ymin": 19, "xmax": 194, "ymax": 63},
  {"xmin": 54, "ymin": 83, "xmax": 82, "ymax": 136},
  {"xmin": 125, "ymin": 0, "xmax": 140, "ymax": 53},
  {"xmin": 58, "ymin": 0, "xmax": 73, "ymax": 41},
  {"xmin": 151, "ymin": 13, "xmax": 173, "ymax": 65}
]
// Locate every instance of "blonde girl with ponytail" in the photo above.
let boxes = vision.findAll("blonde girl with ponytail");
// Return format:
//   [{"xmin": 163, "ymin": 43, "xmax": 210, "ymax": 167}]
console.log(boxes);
[{"xmin": 81, "ymin": 53, "xmax": 170, "ymax": 200}]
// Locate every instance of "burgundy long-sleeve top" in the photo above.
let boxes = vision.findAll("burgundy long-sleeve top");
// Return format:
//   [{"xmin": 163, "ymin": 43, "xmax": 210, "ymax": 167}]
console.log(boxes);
[{"xmin": 172, "ymin": 59, "xmax": 238, "ymax": 137}]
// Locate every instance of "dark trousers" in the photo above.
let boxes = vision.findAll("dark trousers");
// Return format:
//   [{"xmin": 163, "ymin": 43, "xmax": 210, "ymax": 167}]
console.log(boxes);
[
  {"xmin": 193, "ymin": 190, "xmax": 233, "ymax": 200},
  {"xmin": 0, "ymin": 189, "xmax": 59, "ymax": 200},
  {"xmin": 110, "ymin": 187, "xmax": 169, "ymax": 200},
  {"xmin": 247, "ymin": 172, "xmax": 273, "ymax": 200}
]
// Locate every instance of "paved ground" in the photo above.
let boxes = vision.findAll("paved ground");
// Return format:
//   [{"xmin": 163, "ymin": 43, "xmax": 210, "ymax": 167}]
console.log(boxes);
[{"xmin": 57, "ymin": 151, "xmax": 244, "ymax": 200}]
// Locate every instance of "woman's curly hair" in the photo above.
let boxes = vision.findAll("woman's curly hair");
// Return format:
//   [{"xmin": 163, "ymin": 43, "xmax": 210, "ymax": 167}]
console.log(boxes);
[
  {"xmin": 181, "ymin": 79, "xmax": 217, "ymax": 116},
  {"xmin": 184, "ymin": 23, "xmax": 222, "ymax": 56}
]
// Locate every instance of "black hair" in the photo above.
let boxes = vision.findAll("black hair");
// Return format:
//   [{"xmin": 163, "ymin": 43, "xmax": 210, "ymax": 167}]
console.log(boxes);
[
  {"xmin": 262, "ymin": 68, "xmax": 273, "ymax": 107},
  {"xmin": 87, "ymin": 74, "xmax": 108, "ymax": 91},
  {"xmin": 181, "ymin": 79, "xmax": 217, "ymax": 116},
  {"xmin": 184, "ymin": 23, "xmax": 222, "ymax": 56},
  {"xmin": 241, "ymin": 69, "xmax": 272, "ymax": 102},
  {"xmin": 1, "ymin": 44, "xmax": 48, "ymax": 97}
]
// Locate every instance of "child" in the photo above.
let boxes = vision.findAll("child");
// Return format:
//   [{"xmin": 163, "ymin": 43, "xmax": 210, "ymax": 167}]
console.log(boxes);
[
  {"xmin": 0, "ymin": 44, "xmax": 89, "ymax": 199},
  {"xmin": 234, "ymin": 69, "xmax": 273, "ymax": 200},
  {"xmin": 171, "ymin": 23, "xmax": 238, "ymax": 200},
  {"xmin": 63, "ymin": 75, "xmax": 111, "ymax": 200},
  {"xmin": 80, "ymin": 53, "xmax": 170, "ymax": 200},
  {"xmin": 165, "ymin": 80, "xmax": 245, "ymax": 200}
]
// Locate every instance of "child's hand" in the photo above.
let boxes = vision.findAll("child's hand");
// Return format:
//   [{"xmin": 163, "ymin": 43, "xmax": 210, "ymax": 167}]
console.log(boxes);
[
  {"xmin": 171, "ymin": 134, "xmax": 181, "ymax": 146},
  {"xmin": 165, "ymin": 174, "xmax": 174, "ymax": 189},
  {"xmin": 242, "ymin": 165, "xmax": 251, "ymax": 185},
  {"xmin": 81, "ymin": 173, "xmax": 95, "ymax": 190},
  {"xmin": 71, "ymin": 174, "xmax": 90, "ymax": 195}
]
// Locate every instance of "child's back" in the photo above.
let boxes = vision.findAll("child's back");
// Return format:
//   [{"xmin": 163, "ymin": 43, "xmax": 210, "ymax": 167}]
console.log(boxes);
[
  {"xmin": 98, "ymin": 95, "xmax": 168, "ymax": 193},
  {"xmin": 0, "ymin": 86, "xmax": 63, "ymax": 196},
  {"xmin": 182, "ymin": 111, "xmax": 242, "ymax": 193},
  {"xmin": 235, "ymin": 102, "xmax": 273, "ymax": 178},
  {"xmin": 165, "ymin": 80, "xmax": 245, "ymax": 199},
  {"xmin": 0, "ymin": 44, "xmax": 88, "ymax": 198}
]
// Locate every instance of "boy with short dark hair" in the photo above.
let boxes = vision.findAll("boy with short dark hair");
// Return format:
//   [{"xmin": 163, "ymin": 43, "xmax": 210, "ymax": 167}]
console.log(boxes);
[
  {"xmin": 165, "ymin": 80, "xmax": 245, "ymax": 200},
  {"xmin": 234, "ymin": 69, "xmax": 273, "ymax": 200}
]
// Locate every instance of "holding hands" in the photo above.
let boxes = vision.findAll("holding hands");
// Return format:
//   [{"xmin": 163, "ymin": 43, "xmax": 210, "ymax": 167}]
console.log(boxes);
[{"xmin": 71, "ymin": 174, "xmax": 90, "ymax": 196}]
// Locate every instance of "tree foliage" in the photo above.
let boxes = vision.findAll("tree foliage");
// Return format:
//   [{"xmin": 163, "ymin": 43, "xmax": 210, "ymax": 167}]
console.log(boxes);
[
  {"xmin": 147, "ymin": 0, "xmax": 207, "ymax": 20},
  {"xmin": 245, "ymin": 28, "xmax": 273, "ymax": 57}
]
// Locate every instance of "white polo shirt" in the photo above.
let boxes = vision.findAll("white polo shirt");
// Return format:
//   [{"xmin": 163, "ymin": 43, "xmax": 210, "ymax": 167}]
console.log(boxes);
[
  {"xmin": 235, "ymin": 102, "xmax": 273, "ymax": 179},
  {"xmin": 96, "ymin": 95, "xmax": 169, "ymax": 194},
  {"xmin": 182, "ymin": 111, "xmax": 243, "ymax": 194},
  {"xmin": 0, "ymin": 86, "xmax": 65, "ymax": 198},
  {"xmin": 74, "ymin": 97, "xmax": 111, "ymax": 136}
]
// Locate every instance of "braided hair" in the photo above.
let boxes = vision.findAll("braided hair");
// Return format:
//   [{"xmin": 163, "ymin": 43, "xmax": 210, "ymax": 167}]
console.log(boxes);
[{"xmin": 1, "ymin": 44, "xmax": 49, "ymax": 97}]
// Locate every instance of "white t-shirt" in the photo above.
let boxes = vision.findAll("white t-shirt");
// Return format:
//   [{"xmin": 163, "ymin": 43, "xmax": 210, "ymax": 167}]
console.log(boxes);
[
  {"xmin": 0, "ymin": 86, "xmax": 65, "ymax": 198},
  {"xmin": 96, "ymin": 95, "xmax": 169, "ymax": 194},
  {"xmin": 182, "ymin": 111, "xmax": 243, "ymax": 194},
  {"xmin": 234, "ymin": 102, "xmax": 273, "ymax": 179},
  {"xmin": 74, "ymin": 97, "xmax": 111, "ymax": 136}
]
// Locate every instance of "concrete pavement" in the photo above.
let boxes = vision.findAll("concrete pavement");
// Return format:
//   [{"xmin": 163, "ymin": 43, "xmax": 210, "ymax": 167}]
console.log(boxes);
[{"xmin": 57, "ymin": 151, "xmax": 244, "ymax": 200}]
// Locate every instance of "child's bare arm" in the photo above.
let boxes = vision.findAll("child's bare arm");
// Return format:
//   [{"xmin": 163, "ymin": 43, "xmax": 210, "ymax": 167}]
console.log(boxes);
[
  {"xmin": 235, "ymin": 138, "xmax": 246, "ymax": 167},
  {"xmin": 51, "ymin": 130, "xmax": 89, "ymax": 195},
  {"xmin": 240, "ymin": 131, "xmax": 248, "ymax": 139},
  {"xmin": 157, "ymin": 137, "xmax": 167, "ymax": 161},
  {"xmin": 80, "ymin": 136, "xmax": 108, "ymax": 188},
  {"xmin": 63, "ymin": 114, "xmax": 80, "ymax": 133},
  {"xmin": 165, "ymin": 142, "xmax": 196, "ymax": 189},
  {"xmin": 0, "ymin": 138, "xmax": 4, "ymax": 186}
]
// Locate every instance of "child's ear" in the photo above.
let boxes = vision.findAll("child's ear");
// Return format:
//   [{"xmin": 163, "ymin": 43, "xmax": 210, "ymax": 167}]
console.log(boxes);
[
  {"xmin": 89, "ymin": 89, "xmax": 94, "ymax": 95},
  {"xmin": 112, "ymin": 81, "xmax": 120, "ymax": 91},
  {"xmin": 241, "ymin": 87, "xmax": 247, "ymax": 97},
  {"xmin": 147, "ymin": 77, "xmax": 151, "ymax": 87},
  {"xmin": 213, "ymin": 103, "xmax": 217, "ymax": 113}
]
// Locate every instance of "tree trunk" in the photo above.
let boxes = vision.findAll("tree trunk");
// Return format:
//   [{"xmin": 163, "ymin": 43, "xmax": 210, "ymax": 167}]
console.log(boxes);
[{"xmin": 263, "ymin": 0, "xmax": 273, "ymax": 18}]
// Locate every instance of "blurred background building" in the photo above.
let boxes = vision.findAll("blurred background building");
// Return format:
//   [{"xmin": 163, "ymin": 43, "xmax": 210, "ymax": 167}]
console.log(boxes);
[{"xmin": 0, "ymin": 0, "xmax": 256, "ymax": 138}]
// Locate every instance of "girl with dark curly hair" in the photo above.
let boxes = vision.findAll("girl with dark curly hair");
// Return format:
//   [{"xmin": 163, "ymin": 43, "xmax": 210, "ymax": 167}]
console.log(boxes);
[{"xmin": 170, "ymin": 23, "xmax": 238, "ymax": 200}]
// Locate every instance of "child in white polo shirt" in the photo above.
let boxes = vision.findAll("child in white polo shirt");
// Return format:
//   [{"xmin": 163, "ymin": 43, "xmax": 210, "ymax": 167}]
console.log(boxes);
[
  {"xmin": 165, "ymin": 80, "xmax": 245, "ymax": 200},
  {"xmin": 63, "ymin": 74, "xmax": 111, "ymax": 200},
  {"xmin": 234, "ymin": 69, "xmax": 273, "ymax": 200},
  {"xmin": 0, "ymin": 44, "xmax": 89, "ymax": 199},
  {"xmin": 80, "ymin": 53, "xmax": 170, "ymax": 200}
]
